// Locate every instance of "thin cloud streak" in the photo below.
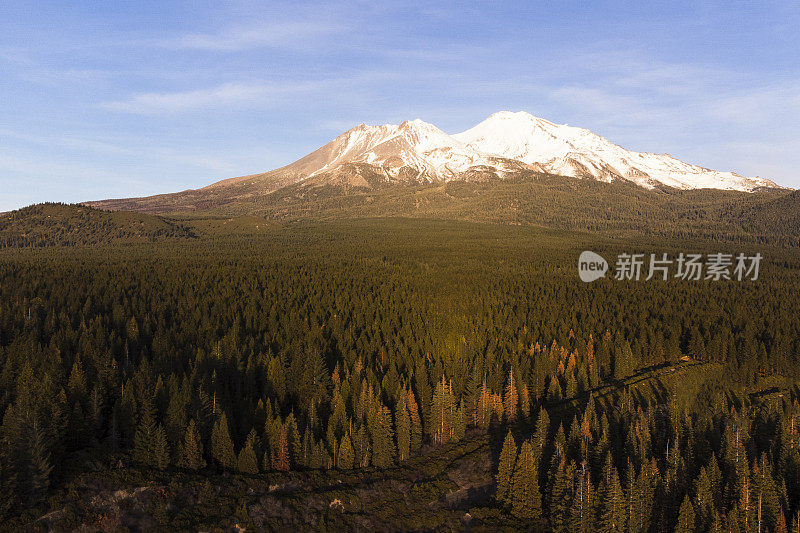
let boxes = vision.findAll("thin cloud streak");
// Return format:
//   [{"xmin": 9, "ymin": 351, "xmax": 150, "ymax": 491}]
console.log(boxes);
[{"xmin": 168, "ymin": 20, "xmax": 346, "ymax": 51}]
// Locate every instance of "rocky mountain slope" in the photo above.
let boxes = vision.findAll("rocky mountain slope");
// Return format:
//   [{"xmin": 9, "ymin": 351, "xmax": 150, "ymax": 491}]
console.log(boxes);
[{"xmin": 87, "ymin": 111, "xmax": 781, "ymax": 215}]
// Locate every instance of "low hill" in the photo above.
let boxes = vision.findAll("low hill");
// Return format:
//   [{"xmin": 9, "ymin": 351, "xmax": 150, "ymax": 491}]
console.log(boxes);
[{"xmin": 0, "ymin": 203, "xmax": 195, "ymax": 247}]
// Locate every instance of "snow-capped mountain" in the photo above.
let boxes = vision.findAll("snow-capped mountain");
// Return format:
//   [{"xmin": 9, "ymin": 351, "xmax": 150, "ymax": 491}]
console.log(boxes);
[
  {"xmin": 88, "ymin": 110, "xmax": 783, "ymax": 214},
  {"xmin": 267, "ymin": 110, "xmax": 777, "ymax": 192},
  {"xmin": 280, "ymin": 118, "xmax": 520, "ymax": 184},
  {"xmin": 454, "ymin": 111, "xmax": 776, "ymax": 191}
]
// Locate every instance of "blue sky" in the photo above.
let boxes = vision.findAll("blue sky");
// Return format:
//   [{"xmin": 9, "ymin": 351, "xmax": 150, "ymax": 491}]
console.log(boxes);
[{"xmin": 1, "ymin": 1, "xmax": 799, "ymax": 211}]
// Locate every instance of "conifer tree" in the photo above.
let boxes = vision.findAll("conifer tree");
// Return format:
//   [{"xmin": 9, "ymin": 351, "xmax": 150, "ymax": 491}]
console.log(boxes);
[
  {"xmin": 504, "ymin": 368, "xmax": 519, "ymax": 423},
  {"xmin": 237, "ymin": 437, "xmax": 259, "ymax": 474},
  {"xmin": 396, "ymin": 396, "xmax": 411, "ymax": 461},
  {"xmin": 165, "ymin": 388, "xmax": 188, "ymax": 460},
  {"xmin": 533, "ymin": 408, "xmax": 550, "ymax": 463},
  {"xmin": 476, "ymin": 381, "xmax": 492, "ymax": 430},
  {"xmin": 510, "ymin": 440, "xmax": 541, "ymax": 520},
  {"xmin": 181, "ymin": 419, "xmax": 205, "ymax": 470},
  {"xmin": 598, "ymin": 466, "xmax": 625, "ymax": 533},
  {"xmin": 211, "ymin": 412, "xmax": 236, "ymax": 470},
  {"xmin": 675, "ymin": 494, "xmax": 695, "ymax": 533},
  {"xmin": 407, "ymin": 387, "xmax": 423, "ymax": 452},
  {"xmin": 368, "ymin": 402, "xmax": 396, "ymax": 467},
  {"xmin": 497, "ymin": 429, "xmax": 517, "ymax": 505},
  {"xmin": 694, "ymin": 466, "xmax": 716, "ymax": 530},
  {"xmin": 338, "ymin": 433, "xmax": 354, "ymax": 470},
  {"xmin": 430, "ymin": 375, "xmax": 454, "ymax": 445},
  {"xmin": 134, "ymin": 401, "xmax": 169, "ymax": 470},
  {"xmin": 274, "ymin": 426, "xmax": 290, "ymax": 472},
  {"xmin": 550, "ymin": 456, "xmax": 575, "ymax": 532},
  {"xmin": 571, "ymin": 460, "xmax": 594, "ymax": 532}
]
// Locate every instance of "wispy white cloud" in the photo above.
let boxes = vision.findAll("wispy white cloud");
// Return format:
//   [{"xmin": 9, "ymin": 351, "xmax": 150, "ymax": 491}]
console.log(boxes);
[
  {"xmin": 99, "ymin": 82, "xmax": 292, "ymax": 114},
  {"xmin": 98, "ymin": 69, "xmax": 412, "ymax": 115},
  {"xmin": 167, "ymin": 20, "xmax": 345, "ymax": 51}
]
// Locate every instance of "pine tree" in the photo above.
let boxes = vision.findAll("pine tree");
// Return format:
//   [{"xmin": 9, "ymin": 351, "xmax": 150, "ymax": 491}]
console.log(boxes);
[
  {"xmin": 510, "ymin": 440, "xmax": 542, "ymax": 520},
  {"xmin": 165, "ymin": 387, "xmax": 188, "ymax": 460},
  {"xmin": 396, "ymin": 396, "xmax": 411, "ymax": 461},
  {"xmin": 181, "ymin": 419, "xmax": 205, "ymax": 470},
  {"xmin": 476, "ymin": 380, "xmax": 492, "ymax": 430},
  {"xmin": 752, "ymin": 455, "xmax": 782, "ymax": 532},
  {"xmin": 151, "ymin": 423, "xmax": 170, "ymax": 470},
  {"xmin": 629, "ymin": 460, "xmax": 656, "ymax": 533},
  {"xmin": 570, "ymin": 460, "xmax": 594, "ymax": 532},
  {"xmin": 211, "ymin": 412, "xmax": 236, "ymax": 470},
  {"xmin": 497, "ymin": 429, "xmax": 517, "ymax": 505},
  {"xmin": 598, "ymin": 466, "xmax": 625, "ymax": 533},
  {"xmin": 237, "ymin": 438, "xmax": 259, "ymax": 474},
  {"xmin": 407, "ymin": 387, "xmax": 423, "ymax": 452},
  {"xmin": 366, "ymin": 399, "xmax": 396, "ymax": 467},
  {"xmin": 338, "ymin": 433, "xmax": 354, "ymax": 470},
  {"xmin": 550, "ymin": 456, "xmax": 575, "ymax": 532},
  {"xmin": 675, "ymin": 494, "xmax": 696, "ymax": 533},
  {"xmin": 353, "ymin": 424, "xmax": 370, "ymax": 468},
  {"xmin": 694, "ymin": 466, "xmax": 716, "ymax": 530},
  {"xmin": 134, "ymin": 401, "xmax": 169, "ymax": 470},
  {"xmin": 429, "ymin": 375, "xmax": 454, "ymax": 445},
  {"xmin": 504, "ymin": 368, "xmax": 519, "ymax": 422},
  {"xmin": 273, "ymin": 426, "xmax": 290, "ymax": 472}
]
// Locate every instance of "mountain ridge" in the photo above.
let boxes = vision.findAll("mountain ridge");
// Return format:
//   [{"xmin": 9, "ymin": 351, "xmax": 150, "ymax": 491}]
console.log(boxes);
[{"xmin": 86, "ymin": 111, "xmax": 783, "ymax": 215}]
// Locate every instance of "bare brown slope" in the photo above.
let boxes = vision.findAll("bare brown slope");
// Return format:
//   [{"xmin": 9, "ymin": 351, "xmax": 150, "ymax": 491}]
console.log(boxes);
[{"xmin": 85, "ymin": 128, "xmax": 366, "ymax": 213}]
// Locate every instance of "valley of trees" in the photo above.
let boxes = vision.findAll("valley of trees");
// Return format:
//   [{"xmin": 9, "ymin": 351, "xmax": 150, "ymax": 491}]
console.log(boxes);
[{"xmin": 1, "ymin": 217, "xmax": 800, "ymax": 530}]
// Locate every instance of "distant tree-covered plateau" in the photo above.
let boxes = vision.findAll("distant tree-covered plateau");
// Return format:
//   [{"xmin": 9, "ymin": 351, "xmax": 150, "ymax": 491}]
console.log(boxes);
[{"xmin": 2, "ymin": 215, "xmax": 800, "ymax": 530}]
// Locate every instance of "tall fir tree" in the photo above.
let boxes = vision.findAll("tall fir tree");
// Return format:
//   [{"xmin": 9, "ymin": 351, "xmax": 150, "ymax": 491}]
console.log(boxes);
[
  {"xmin": 675, "ymin": 495, "xmax": 696, "ymax": 533},
  {"xmin": 510, "ymin": 440, "xmax": 542, "ymax": 520},
  {"xmin": 181, "ymin": 419, "xmax": 205, "ymax": 470},
  {"xmin": 407, "ymin": 387, "xmax": 423, "ymax": 453},
  {"xmin": 504, "ymin": 368, "xmax": 519, "ymax": 423},
  {"xmin": 273, "ymin": 426, "xmax": 290, "ymax": 472},
  {"xmin": 571, "ymin": 460, "xmax": 594, "ymax": 533},
  {"xmin": 210, "ymin": 412, "xmax": 236, "ymax": 470},
  {"xmin": 237, "ymin": 434, "xmax": 260, "ymax": 474},
  {"xmin": 497, "ymin": 429, "xmax": 517, "ymax": 505},
  {"xmin": 550, "ymin": 456, "xmax": 575, "ymax": 533},
  {"xmin": 368, "ymin": 401, "xmax": 396, "ymax": 467},
  {"xmin": 598, "ymin": 466, "xmax": 626, "ymax": 533},
  {"xmin": 396, "ymin": 395, "xmax": 411, "ymax": 461},
  {"xmin": 338, "ymin": 433, "xmax": 354, "ymax": 470},
  {"xmin": 133, "ymin": 400, "xmax": 169, "ymax": 470},
  {"xmin": 429, "ymin": 375, "xmax": 455, "ymax": 445}
]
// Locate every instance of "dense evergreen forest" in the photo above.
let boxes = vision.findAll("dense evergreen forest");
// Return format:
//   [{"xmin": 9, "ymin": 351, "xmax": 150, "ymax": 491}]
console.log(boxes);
[
  {"xmin": 2, "ymin": 216, "xmax": 800, "ymax": 530},
  {"xmin": 0, "ymin": 203, "xmax": 195, "ymax": 248}
]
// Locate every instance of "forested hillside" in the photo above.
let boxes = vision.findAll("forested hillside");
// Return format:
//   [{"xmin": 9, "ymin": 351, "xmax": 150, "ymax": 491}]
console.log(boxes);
[
  {"xmin": 1, "ymin": 219, "xmax": 800, "ymax": 530},
  {"xmin": 90, "ymin": 173, "xmax": 799, "ymax": 247},
  {"xmin": 0, "ymin": 203, "xmax": 195, "ymax": 248}
]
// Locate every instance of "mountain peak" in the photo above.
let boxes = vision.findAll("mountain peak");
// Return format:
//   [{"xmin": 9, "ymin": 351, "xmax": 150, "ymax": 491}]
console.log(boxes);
[
  {"xmin": 488, "ymin": 110, "xmax": 536, "ymax": 120},
  {"xmin": 241, "ymin": 111, "xmax": 781, "ymax": 193}
]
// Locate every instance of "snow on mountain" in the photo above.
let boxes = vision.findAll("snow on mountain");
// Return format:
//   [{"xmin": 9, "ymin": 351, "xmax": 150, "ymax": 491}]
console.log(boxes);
[
  {"xmin": 453, "ymin": 111, "xmax": 777, "ymax": 191},
  {"xmin": 282, "ymin": 111, "xmax": 778, "ymax": 192},
  {"xmin": 301, "ymin": 119, "xmax": 511, "ymax": 181}
]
